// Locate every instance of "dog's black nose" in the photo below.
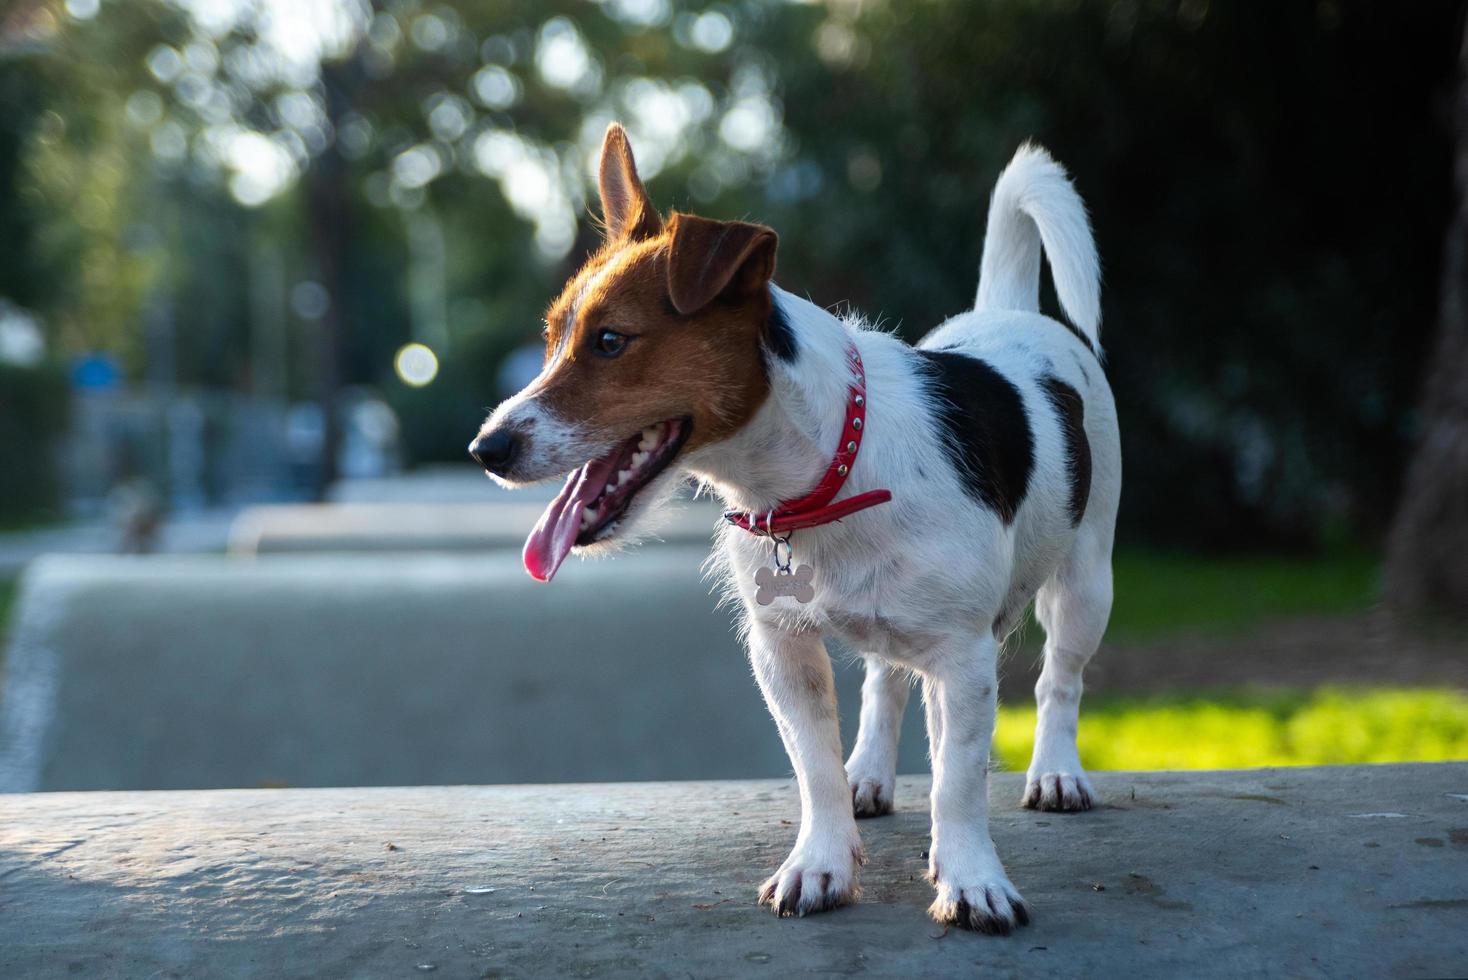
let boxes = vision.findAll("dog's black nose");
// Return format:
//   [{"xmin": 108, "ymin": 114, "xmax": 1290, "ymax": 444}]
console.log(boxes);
[{"xmin": 469, "ymin": 430, "xmax": 517, "ymax": 475}]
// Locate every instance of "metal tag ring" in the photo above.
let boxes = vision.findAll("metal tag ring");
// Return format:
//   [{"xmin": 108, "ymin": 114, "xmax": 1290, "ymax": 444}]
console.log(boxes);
[{"xmin": 771, "ymin": 535, "xmax": 794, "ymax": 573}]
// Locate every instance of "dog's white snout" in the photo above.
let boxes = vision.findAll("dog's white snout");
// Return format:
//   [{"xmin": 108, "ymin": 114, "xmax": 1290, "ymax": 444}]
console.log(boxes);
[{"xmin": 475, "ymin": 395, "xmax": 588, "ymax": 487}]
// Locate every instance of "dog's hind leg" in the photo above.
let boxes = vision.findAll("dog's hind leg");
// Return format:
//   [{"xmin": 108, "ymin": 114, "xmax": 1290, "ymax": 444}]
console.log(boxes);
[
  {"xmin": 845, "ymin": 657, "xmax": 911, "ymax": 817},
  {"xmin": 921, "ymin": 632, "xmax": 1030, "ymax": 933},
  {"xmin": 1023, "ymin": 522, "xmax": 1113, "ymax": 811}
]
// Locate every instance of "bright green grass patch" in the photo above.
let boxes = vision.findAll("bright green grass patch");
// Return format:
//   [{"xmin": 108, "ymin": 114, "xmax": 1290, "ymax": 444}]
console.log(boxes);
[
  {"xmin": 993, "ymin": 688, "xmax": 1468, "ymax": 771},
  {"xmin": 1089, "ymin": 549, "xmax": 1380, "ymax": 642}
]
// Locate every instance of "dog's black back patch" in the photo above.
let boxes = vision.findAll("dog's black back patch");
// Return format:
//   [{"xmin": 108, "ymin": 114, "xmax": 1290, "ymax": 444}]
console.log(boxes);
[
  {"xmin": 915, "ymin": 349, "xmax": 1033, "ymax": 524},
  {"xmin": 1039, "ymin": 376, "xmax": 1091, "ymax": 526},
  {"xmin": 764, "ymin": 299, "xmax": 799, "ymax": 363}
]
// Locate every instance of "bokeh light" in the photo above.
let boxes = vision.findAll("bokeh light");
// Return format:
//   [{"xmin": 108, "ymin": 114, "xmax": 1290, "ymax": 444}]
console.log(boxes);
[{"xmin": 394, "ymin": 343, "xmax": 439, "ymax": 387}]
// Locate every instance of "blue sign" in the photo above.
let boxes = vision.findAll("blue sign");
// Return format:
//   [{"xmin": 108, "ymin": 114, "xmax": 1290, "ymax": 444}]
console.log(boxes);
[{"xmin": 71, "ymin": 353, "xmax": 121, "ymax": 390}]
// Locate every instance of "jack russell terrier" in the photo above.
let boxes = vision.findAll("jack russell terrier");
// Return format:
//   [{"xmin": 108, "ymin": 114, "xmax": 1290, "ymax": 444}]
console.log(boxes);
[{"xmin": 471, "ymin": 124, "xmax": 1118, "ymax": 934}]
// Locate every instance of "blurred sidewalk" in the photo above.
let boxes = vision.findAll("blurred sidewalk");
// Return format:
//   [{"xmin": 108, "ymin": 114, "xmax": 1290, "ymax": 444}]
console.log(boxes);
[
  {"xmin": 0, "ymin": 464, "xmax": 526, "ymax": 576},
  {"xmin": 0, "ymin": 510, "xmax": 238, "ymax": 577}
]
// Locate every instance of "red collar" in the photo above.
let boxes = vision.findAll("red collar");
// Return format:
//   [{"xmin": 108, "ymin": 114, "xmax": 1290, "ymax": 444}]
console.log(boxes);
[{"xmin": 724, "ymin": 340, "xmax": 894, "ymax": 536}]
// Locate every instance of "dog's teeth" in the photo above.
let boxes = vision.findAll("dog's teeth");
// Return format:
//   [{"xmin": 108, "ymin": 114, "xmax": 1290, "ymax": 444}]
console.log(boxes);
[
  {"xmin": 582, "ymin": 507, "xmax": 597, "ymax": 524},
  {"xmin": 617, "ymin": 470, "xmax": 632, "ymax": 486},
  {"xmin": 632, "ymin": 451, "xmax": 648, "ymax": 467},
  {"xmin": 638, "ymin": 427, "xmax": 659, "ymax": 450}
]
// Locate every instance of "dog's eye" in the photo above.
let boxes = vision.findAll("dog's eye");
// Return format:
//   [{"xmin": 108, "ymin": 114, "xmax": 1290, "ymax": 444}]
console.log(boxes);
[{"xmin": 593, "ymin": 329, "xmax": 629, "ymax": 358}]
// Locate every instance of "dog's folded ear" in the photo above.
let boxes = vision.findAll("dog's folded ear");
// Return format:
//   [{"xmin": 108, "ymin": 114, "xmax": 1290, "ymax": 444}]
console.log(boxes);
[
  {"xmin": 666, "ymin": 213, "xmax": 778, "ymax": 315},
  {"xmin": 598, "ymin": 123, "xmax": 663, "ymax": 241}
]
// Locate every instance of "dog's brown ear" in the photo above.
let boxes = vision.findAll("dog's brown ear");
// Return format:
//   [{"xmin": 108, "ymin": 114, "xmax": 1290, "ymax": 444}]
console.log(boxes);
[
  {"xmin": 598, "ymin": 123, "xmax": 662, "ymax": 241},
  {"xmin": 666, "ymin": 213, "xmax": 778, "ymax": 315}
]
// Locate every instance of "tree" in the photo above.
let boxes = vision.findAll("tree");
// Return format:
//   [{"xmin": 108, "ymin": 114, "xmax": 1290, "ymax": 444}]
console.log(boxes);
[
  {"xmin": 9, "ymin": 0, "xmax": 1462, "ymax": 548},
  {"xmin": 1385, "ymin": 25, "xmax": 1468, "ymax": 619}
]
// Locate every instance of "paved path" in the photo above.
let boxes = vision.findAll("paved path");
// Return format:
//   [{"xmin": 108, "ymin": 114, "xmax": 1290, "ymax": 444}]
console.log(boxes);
[
  {"xmin": 2, "ymin": 764, "xmax": 1466, "ymax": 978},
  {"xmin": 0, "ymin": 551, "xmax": 802, "ymax": 792}
]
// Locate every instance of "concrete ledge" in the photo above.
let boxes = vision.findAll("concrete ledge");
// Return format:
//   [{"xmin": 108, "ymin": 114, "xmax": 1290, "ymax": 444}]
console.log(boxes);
[
  {"xmin": 3, "ymin": 764, "xmax": 1467, "ymax": 977},
  {"xmin": 326, "ymin": 465, "xmax": 525, "ymax": 504},
  {"xmin": 225, "ymin": 501, "xmax": 724, "ymax": 554}
]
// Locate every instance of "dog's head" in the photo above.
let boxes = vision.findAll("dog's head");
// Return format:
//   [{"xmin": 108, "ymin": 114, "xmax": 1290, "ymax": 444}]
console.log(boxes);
[{"xmin": 471, "ymin": 123, "xmax": 784, "ymax": 581}]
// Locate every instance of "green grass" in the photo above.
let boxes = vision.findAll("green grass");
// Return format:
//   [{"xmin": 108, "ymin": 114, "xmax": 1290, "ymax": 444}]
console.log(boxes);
[
  {"xmin": 993, "ymin": 687, "xmax": 1468, "ymax": 771},
  {"xmin": 1099, "ymin": 548, "xmax": 1379, "ymax": 642}
]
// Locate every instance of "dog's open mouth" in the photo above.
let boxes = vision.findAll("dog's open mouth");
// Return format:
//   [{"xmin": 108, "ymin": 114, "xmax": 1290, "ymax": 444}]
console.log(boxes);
[{"xmin": 522, "ymin": 417, "xmax": 691, "ymax": 581}]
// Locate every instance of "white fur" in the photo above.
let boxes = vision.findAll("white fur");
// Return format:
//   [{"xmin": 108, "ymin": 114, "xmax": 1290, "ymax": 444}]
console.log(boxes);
[
  {"xmin": 686, "ymin": 144, "xmax": 1119, "ymax": 928},
  {"xmin": 976, "ymin": 143, "xmax": 1102, "ymax": 346},
  {"xmin": 479, "ymin": 389, "xmax": 593, "ymax": 489},
  {"xmin": 485, "ymin": 143, "xmax": 1119, "ymax": 930}
]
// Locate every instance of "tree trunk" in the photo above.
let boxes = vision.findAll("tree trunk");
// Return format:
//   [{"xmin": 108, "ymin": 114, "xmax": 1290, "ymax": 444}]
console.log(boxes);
[
  {"xmin": 302, "ymin": 56, "xmax": 358, "ymax": 501},
  {"xmin": 1384, "ymin": 27, "xmax": 1468, "ymax": 619}
]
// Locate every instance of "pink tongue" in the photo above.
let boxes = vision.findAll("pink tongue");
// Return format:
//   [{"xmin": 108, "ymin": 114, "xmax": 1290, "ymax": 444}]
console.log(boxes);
[{"xmin": 522, "ymin": 453, "xmax": 621, "ymax": 582}]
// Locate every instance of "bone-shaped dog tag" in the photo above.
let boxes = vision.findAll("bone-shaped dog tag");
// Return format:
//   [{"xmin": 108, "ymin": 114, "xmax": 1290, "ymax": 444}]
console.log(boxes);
[{"xmin": 755, "ymin": 564, "xmax": 815, "ymax": 605}]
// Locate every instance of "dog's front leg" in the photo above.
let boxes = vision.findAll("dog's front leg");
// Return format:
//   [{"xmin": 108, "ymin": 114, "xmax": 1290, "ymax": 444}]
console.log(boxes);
[
  {"xmin": 923, "ymin": 634, "xmax": 1030, "ymax": 934},
  {"xmin": 748, "ymin": 621, "xmax": 864, "ymax": 917}
]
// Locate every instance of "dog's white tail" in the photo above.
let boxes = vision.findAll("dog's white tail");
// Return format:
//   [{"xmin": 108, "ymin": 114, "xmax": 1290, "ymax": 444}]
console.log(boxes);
[{"xmin": 975, "ymin": 143, "xmax": 1101, "ymax": 346}]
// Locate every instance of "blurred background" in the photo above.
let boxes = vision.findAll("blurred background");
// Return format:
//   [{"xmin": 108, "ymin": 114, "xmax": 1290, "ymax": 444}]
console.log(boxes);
[{"xmin": 0, "ymin": 0, "xmax": 1465, "ymax": 793}]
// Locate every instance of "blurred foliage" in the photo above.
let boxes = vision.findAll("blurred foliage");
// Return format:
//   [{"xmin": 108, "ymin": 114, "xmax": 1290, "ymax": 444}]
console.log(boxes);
[
  {"xmin": 3, "ymin": 6, "xmax": 162, "ymax": 364},
  {"xmin": 993, "ymin": 687, "xmax": 1468, "ymax": 771},
  {"xmin": 0, "ymin": 364, "xmax": 68, "ymax": 523},
  {"xmin": 0, "ymin": 0, "xmax": 1461, "ymax": 546},
  {"xmin": 1104, "ymin": 549, "xmax": 1378, "ymax": 641},
  {"xmin": 750, "ymin": 1, "xmax": 1461, "ymax": 551},
  {"xmin": 0, "ymin": 61, "xmax": 43, "ymax": 310}
]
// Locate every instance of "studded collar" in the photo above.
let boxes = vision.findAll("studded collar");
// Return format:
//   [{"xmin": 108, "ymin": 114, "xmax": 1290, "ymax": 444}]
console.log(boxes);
[{"xmin": 724, "ymin": 339, "xmax": 894, "ymax": 536}]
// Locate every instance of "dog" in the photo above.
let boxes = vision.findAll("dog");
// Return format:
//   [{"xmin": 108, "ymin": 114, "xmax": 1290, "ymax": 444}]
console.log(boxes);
[{"xmin": 470, "ymin": 124, "xmax": 1119, "ymax": 933}]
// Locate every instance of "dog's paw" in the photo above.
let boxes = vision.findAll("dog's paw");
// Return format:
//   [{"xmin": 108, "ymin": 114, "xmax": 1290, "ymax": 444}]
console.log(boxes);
[
  {"xmin": 928, "ymin": 878, "xmax": 1031, "ymax": 935},
  {"xmin": 845, "ymin": 755, "xmax": 896, "ymax": 818},
  {"xmin": 1021, "ymin": 770, "xmax": 1097, "ymax": 812},
  {"xmin": 757, "ymin": 835, "xmax": 863, "ymax": 918},
  {"xmin": 927, "ymin": 842, "xmax": 1030, "ymax": 935},
  {"xmin": 850, "ymin": 775, "xmax": 895, "ymax": 817}
]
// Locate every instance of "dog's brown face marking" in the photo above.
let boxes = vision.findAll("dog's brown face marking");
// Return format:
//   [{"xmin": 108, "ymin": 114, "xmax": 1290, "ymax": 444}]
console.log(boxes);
[{"xmin": 523, "ymin": 125, "xmax": 780, "ymax": 456}]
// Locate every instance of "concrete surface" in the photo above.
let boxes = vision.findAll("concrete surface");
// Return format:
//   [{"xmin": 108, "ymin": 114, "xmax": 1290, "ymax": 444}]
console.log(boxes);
[
  {"xmin": 2, "ymin": 764, "xmax": 1466, "ymax": 978},
  {"xmin": 226, "ymin": 501, "xmax": 724, "ymax": 554},
  {"xmin": 0, "ymin": 551, "xmax": 935, "ymax": 793}
]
